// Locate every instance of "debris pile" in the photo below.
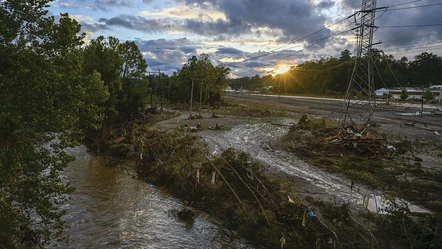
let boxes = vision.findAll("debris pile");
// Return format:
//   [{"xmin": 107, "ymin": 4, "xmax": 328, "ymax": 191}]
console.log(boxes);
[{"xmin": 324, "ymin": 122, "xmax": 398, "ymax": 158}]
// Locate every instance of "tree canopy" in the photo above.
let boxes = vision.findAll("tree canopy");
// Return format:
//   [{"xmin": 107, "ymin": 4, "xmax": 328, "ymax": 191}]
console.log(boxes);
[
  {"xmin": 168, "ymin": 54, "xmax": 230, "ymax": 105},
  {"xmin": 1, "ymin": 1, "xmax": 109, "ymax": 247},
  {"xmin": 83, "ymin": 36, "xmax": 149, "ymax": 123}
]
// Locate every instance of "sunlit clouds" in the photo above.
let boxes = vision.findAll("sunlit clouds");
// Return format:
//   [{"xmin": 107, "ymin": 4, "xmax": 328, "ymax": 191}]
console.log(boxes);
[{"xmin": 49, "ymin": 0, "xmax": 442, "ymax": 76}]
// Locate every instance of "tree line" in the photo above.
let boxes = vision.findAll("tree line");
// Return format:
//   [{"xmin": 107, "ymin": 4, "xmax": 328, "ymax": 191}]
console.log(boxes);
[{"xmin": 230, "ymin": 49, "xmax": 442, "ymax": 96}]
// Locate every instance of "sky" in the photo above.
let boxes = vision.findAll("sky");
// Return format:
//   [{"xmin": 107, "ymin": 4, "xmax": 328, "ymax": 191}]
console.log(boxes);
[{"xmin": 48, "ymin": 0, "xmax": 442, "ymax": 77}]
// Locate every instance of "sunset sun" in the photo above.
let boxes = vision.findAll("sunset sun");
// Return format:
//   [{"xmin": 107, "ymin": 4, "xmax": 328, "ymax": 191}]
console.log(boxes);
[{"xmin": 275, "ymin": 65, "xmax": 290, "ymax": 74}]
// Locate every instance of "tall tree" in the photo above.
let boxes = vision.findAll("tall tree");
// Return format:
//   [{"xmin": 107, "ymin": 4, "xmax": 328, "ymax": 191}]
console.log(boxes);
[
  {"xmin": 170, "ymin": 54, "xmax": 230, "ymax": 105},
  {"xmin": 83, "ymin": 36, "xmax": 122, "ymax": 124},
  {"xmin": 0, "ymin": 1, "xmax": 108, "ymax": 247},
  {"xmin": 117, "ymin": 41, "xmax": 149, "ymax": 120},
  {"xmin": 409, "ymin": 52, "xmax": 442, "ymax": 86},
  {"xmin": 83, "ymin": 37, "xmax": 149, "ymax": 123}
]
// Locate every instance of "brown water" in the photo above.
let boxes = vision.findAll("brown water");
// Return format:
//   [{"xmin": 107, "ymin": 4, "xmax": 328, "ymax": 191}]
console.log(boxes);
[{"xmin": 61, "ymin": 146, "xmax": 248, "ymax": 248}]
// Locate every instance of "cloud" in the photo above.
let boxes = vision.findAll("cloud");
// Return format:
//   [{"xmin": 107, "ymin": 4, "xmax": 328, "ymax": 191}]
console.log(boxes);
[
  {"xmin": 81, "ymin": 0, "xmax": 133, "ymax": 10},
  {"xmin": 179, "ymin": 0, "xmax": 331, "ymax": 47},
  {"xmin": 139, "ymin": 5, "xmax": 226, "ymax": 21},
  {"xmin": 377, "ymin": 7, "xmax": 442, "ymax": 48},
  {"xmin": 216, "ymin": 47, "xmax": 244, "ymax": 55},
  {"xmin": 135, "ymin": 38, "xmax": 199, "ymax": 71},
  {"xmin": 341, "ymin": 0, "xmax": 360, "ymax": 10},
  {"xmin": 59, "ymin": 0, "xmax": 153, "ymax": 11},
  {"xmin": 98, "ymin": 15, "xmax": 172, "ymax": 33},
  {"xmin": 184, "ymin": 18, "xmax": 252, "ymax": 37},
  {"xmin": 317, "ymin": 0, "xmax": 335, "ymax": 10}
]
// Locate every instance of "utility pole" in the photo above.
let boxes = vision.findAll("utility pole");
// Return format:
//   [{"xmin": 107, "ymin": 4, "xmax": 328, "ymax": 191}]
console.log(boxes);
[
  {"xmin": 420, "ymin": 86, "xmax": 424, "ymax": 118},
  {"xmin": 340, "ymin": 0, "xmax": 385, "ymax": 131},
  {"xmin": 147, "ymin": 70, "xmax": 162, "ymax": 109},
  {"xmin": 158, "ymin": 69, "xmax": 163, "ymax": 112},
  {"xmin": 189, "ymin": 78, "xmax": 194, "ymax": 118},
  {"xmin": 199, "ymin": 79, "xmax": 204, "ymax": 118}
]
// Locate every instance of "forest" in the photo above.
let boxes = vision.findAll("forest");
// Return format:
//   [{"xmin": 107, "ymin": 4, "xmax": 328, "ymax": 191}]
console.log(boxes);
[{"xmin": 229, "ymin": 49, "xmax": 442, "ymax": 96}]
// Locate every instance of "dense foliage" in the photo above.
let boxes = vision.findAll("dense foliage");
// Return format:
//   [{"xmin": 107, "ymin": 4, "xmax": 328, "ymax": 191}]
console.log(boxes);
[
  {"xmin": 0, "ymin": 1, "xmax": 109, "ymax": 247},
  {"xmin": 230, "ymin": 49, "xmax": 442, "ymax": 95},
  {"xmin": 83, "ymin": 36, "xmax": 149, "ymax": 124},
  {"xmin": 167, "ymin": 54, "xmax": 230, "ymax": 105}
]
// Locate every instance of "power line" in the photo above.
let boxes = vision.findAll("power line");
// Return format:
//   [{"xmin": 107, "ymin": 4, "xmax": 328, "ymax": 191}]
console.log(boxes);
[
  {"xmin": 242, "ymin": 16, "xmax": 353, "ymax": 63},
  {"xmin": 387, "ymin": 2, "xmax": 442, "ymax": 11},
  {"xmin": 234, "ymin": 24, "xmax": 354, "ymax": 77},
  {"xmin": 388, "ymin": 0, "xmax": 425, "ymax": 8},
  {"xmin": 382, "ymin": 43, "xmax": 442, "ymax": 55},
  {"xmin": 382, "ymin": 32, "xmax": 442, "ymax": 43},
  {"xmin": 379, "ymin": 23, "xmax": 442, "ymax": 28}
]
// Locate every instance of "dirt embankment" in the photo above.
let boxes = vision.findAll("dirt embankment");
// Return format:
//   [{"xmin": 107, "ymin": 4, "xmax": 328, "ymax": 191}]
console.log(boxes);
[{"xmin": 88, "ymin": 102, "xmax": 442, "ymax": 249}]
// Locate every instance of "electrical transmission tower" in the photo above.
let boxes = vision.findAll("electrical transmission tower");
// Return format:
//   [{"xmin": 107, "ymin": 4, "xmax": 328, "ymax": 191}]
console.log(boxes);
[{"xmin": 340, "ymin": 0, "xmax": 384, "ymax": 132}]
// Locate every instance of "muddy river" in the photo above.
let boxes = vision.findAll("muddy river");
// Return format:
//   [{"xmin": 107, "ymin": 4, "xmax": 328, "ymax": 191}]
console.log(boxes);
[{"xmin": 61, "ymin": 146, "xmax": 248, "ymax": 248}]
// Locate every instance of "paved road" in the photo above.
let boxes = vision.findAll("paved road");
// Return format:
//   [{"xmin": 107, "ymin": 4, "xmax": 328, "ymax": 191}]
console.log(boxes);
[{"xmin": 225, "ymin": 93, "xmax": 442, "ymax": 142}]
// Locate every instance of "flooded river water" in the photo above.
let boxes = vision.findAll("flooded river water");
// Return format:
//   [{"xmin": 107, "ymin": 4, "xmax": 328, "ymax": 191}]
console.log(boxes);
[{"xmin": 62, "ymin": 145, "xmax": 247, "ymax": 248}]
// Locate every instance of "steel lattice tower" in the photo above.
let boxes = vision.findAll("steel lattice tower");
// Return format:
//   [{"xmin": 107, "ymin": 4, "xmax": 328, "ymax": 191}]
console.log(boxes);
[{"xmin": 340, "ymin": 0, "xmax": 379, "ymax": 131}]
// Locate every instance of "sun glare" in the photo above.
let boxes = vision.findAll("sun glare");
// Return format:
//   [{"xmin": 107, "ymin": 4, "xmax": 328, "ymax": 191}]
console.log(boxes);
[{"xmin": 275, "ymin": 65, "xmax": 290, "ymax": 74}]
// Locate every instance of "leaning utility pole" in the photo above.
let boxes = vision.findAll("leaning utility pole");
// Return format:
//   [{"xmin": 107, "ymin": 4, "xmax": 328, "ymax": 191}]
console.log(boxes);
[{"xmin": 340, "ymin": 0, "xmax": 384, "ymax": 131}]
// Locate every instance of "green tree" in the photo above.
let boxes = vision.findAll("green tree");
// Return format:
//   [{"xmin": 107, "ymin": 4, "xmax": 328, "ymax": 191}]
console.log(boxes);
[
  {"xmin": 423, "ymin": 88, "xmax": 434, "ymax": 101},
  {"xmin": 0, "ymin": 1, "xmax": 108, "ymax": 247},
  {"xmin": 83, "ymin": 36, "xmax": 122, "ymax": 124},
  {"xmin": 409, "ymin": 52, "xmax": 442, "ymax": 86},
  {"xmin": 339, "ymin": 49, "xmax": 352, "ymax": 62},
  {"xmin": 117, "ymin": 41, "xmax": 149, "ymax": 120},
  {"xmin": 400, "ymin": 89, "xmax": 409, "ymax": 100},
  {"xmin": 83, "ymin": 37, "xmax": 149, "ymax": 122},
  {"xmin": 170, "ymin": 54, "xmax": 229, "ymax": 105}
]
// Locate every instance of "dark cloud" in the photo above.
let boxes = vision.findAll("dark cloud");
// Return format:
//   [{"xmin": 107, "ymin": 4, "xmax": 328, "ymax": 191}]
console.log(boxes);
[
  {"xmin": 317, "ymin": 0, "xmax": 334, "ymax": 10},
  {"xmin": 216, "ymin": 47, "xmax": 244, "ymax": 55},
  {"xmin": 333, "ymin": 0, "xmax": 441, "ymax": 59},
  {"xmin": 79, "ymin": 0, "xmax": 133, "ymax": 10},
  {"xmin": 243, "ymin": 60, "xmax": 270, "ymax": 68},
  {"xmin": 181, "ymin": 0, "xmax": 330, "ymax": 47},
  {"xmin": 62, "ymin": 0, "xmax": 152, "ymax": 11},
  {"xmin": 135, "ymin": 38, "xmax": 197, "ymax": 54},
  {"xmin": 184, "ymin": 18, "xmax": 252, "ymax": 37},
  {"xmin": 134, "ymin": 38, "xmax": 199, "ymax": 72},
  {"xmin": 341, "ymin": 0, "xmax": 360, "ymax": 10},
  {"xmin": 80, "ymin": 22, "xmax": 109, "ymax": 33},
  {"xmin": 364, "ymin": 1, "xmax": 442, "ymax": 52},
  {"xmin": 98, "ymin": 15, "xmax": 169, "ymax": 33}
]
